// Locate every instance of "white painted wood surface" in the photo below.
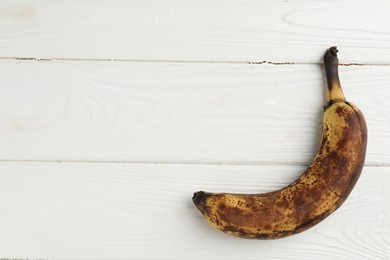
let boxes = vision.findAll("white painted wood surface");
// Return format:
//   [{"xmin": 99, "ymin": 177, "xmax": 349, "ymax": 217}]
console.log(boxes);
[
  {"xmin": 0, "ymin": 60, "xmax": 389, "ymax": 164},
  {"xmin": 0, "ymin": 0, "xmax": 390, "ymax": 63},
  {"xmin": 0, "ymin": 0, "xmax": 389, "ymax": 259},
  {"xmin": 0, "ymin": 163, "xmax": 389, "ymax": 259}
]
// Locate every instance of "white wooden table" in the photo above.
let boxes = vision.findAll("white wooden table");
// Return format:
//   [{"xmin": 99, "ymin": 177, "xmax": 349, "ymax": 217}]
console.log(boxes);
[{"xmin": 0, "ymin": 0, "xmax": 389, "ymax": 259}]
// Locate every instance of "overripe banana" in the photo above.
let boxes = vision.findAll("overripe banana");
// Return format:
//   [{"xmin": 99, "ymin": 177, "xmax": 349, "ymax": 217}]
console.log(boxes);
[{"xmin": 192, "ymin": 47, "xmax": 367, "ymax": 239}]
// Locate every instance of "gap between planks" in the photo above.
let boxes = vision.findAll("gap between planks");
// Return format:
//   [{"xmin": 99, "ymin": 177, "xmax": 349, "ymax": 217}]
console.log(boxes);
[
  {"xmin": 0, "ymin": 159, "xmax": 386, "ymax": 168},
  {"xmin": 1, "ymin": 56, "xmax": 390, "ymax": 66}
]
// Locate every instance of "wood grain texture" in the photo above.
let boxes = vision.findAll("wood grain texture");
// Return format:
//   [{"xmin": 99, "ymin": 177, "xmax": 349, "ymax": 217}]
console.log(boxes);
[
  {"xmin": 0, "ymin": 1, "xmax": 389, "ymax": 258},
  {"xmin": 0, "ymin": 0, "xmax": 390, "ymax": 63},
  {"xmin": 0, "ymin": 60, "xmax": 388, "ymax": 164},
  {"xmin": 0, "ymin": 162, "xmax": 388, "ymax": 259}
]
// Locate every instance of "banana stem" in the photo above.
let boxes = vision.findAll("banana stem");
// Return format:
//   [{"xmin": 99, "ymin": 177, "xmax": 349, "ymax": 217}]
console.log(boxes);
[{"xmin": 324, "ymin": 46, "xmax": 346, "ymax": 105}]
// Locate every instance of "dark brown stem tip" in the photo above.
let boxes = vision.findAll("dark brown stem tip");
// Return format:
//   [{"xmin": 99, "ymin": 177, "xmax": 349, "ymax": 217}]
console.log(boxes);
[
  {"xmin": 192, "ymin": 191, "xmax": 207, "ymax": 205},
  {"xmin": 324, "ymin": 46, "xmax": 339, "ymax": 65},
  {"xmin": 192, "ymin": 191, "xmax": 210, "ymax": 214},
  {"xmin": 329, "ymin": 46, "xmax": 338, "ymax": 56}
]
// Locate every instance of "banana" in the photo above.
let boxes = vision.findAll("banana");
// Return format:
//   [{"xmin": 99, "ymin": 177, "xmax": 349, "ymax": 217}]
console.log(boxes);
[{"xmin": 192, "ymin": 47, "xmax": 367, "ymax": 239}]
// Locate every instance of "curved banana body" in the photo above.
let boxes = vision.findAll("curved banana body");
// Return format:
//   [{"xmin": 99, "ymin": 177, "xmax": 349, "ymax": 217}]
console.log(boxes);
[{"xmin": 192, "ymin": 47, "xmax": 367, "ymax": 239}]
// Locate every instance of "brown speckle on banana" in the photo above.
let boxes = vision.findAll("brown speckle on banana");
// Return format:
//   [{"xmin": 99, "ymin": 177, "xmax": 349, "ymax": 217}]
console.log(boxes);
[{"xmin": 192, "ymin": 47, "xmax": 367, "ymax": 239}]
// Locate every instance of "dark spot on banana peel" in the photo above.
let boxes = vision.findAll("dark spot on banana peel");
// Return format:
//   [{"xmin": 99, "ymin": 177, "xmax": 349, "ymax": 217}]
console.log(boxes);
[
  {"xmin": 348, "ymin": 164, "xmax": 364, "ymax": 191},
  {"xmin": 255, "ymin": 232, "xmax": 281, "ymax": 240},
  {"xmin": 276, "ymin": 196, "xmax": 289, "ymax": 208},
  {"xmin": 293, "ymin": 196, "xmax": 306, "ymax": 213},
  {"xmin": 335, "ymin": 105, "xmax": 346, "ymax": 117},
  {"xmin": 222, "ymin": 226, "xmax": 251, "ymax": 239},
  {"xmin": 294, "ymin": 210, "xmax": 331, "ymax": 232}
]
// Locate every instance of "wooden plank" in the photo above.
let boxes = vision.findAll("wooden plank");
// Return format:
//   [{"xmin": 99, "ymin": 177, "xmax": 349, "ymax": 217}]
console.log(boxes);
[
  {"xmin": 0, "ymin": 0, "xmax": 390, "ymax": 63},
  {"xmin": 0, "ymin": 162, "xmax": 387, "ymax": 259},
  {"xmin": 0, "ymin": 60, "xmax": 388, "ymax": 164}
]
